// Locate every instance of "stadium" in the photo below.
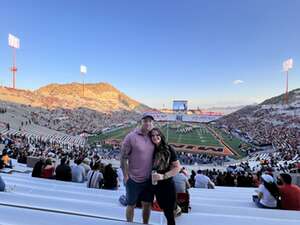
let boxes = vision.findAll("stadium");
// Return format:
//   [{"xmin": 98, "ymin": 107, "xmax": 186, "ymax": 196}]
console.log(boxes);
[
  {"xmin": 88, "ymin": 100, "xmax": 247, "ymax": 160},
  {"xmin": 1, "ymin": 1, "xmax": 300, "ymax": 225}
]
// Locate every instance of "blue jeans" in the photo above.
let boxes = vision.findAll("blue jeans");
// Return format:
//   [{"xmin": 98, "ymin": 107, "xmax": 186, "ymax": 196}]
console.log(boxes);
[{"xmin": 252, "ymin": 195, "xmax": 276, "ymax": 209}]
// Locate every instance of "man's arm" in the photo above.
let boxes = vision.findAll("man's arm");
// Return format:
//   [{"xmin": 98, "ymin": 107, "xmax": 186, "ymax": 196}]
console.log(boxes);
[
  {"xmin": 208, "ymin": 179, "xmax": 215, "ymax": 189},
  {"xmin": 120, "ymin": 134, "xmax": 132, "ymax": 184},
  {"xmin": 120, "ymin": 152, "xmax": 129, "ymax": 184}
]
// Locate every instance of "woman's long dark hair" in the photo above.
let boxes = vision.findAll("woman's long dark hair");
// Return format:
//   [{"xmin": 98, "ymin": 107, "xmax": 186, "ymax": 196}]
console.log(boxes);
[
  {"xmin": 149, "ymin": 128, "xmax": 169, "ymax": 152},
  {"xmin": 263, "ymin": 180, "xmax": 281, "ymax": 200},
  {"xmin": 150, "ymin": 128, "xmax": 172, "ymax": 171}
]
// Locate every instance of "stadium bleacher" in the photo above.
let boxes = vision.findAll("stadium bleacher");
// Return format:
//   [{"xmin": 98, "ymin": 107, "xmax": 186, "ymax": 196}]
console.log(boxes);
[
  {"xmin": 0, "ymin": 172, "xmax": 300, "ymax": 225},
  {"xmin": 0, "ymin": 109, "xmax": 86, "ymax": 147}
]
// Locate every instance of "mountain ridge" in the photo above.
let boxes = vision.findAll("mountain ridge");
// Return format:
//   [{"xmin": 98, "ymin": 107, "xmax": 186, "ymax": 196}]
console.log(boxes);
[{"xmin": 0, "ymin": 82, "xmax": 150, "ymax": 112}]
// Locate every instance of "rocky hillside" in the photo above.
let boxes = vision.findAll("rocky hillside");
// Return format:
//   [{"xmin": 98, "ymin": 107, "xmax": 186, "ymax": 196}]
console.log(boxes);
[
  {"xmin": 260, "ymin": 88, "xmax": 300, "ymax": 106},
  {"xmin": 0, "ymin": 82, "xmax": 150, "ymax": 112}
]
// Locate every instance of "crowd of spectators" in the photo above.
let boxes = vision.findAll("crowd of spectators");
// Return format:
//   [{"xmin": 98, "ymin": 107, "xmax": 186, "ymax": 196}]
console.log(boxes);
[
  {"xmin": 215, "ymin": 105, "xmax": 300, "ymax": 159},
  {"xmin": 0, "ymin": 132, "xmax": 120, "ymax": 190},
  {"xmin": 177, "ymin": 152, "xmax": 227, "ymax": 165},
  {"xmin": 31, "ymin": 156, "xmax": 119, "ymax": 190},
  {"xmin": 248, "ymin": 151, "xmax": 300, "ymax": 173},
  {"xmin": 0, "ymin": 132, "xmax": 86, "ymax": 163},
  {"xmin": 30, "ymin": 108, "xmax": 139, "ymax": 136},
  {"xmin": 85, "ymin": 147, "xmax": 229, "ymax": 166}
]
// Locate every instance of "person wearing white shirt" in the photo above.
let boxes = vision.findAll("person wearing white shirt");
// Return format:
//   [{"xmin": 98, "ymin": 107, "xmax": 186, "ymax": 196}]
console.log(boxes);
[
  {"xmin": 253, "ymin": 174, "xmax": 280, "ymax": 209},
  {"xmin": 173, "ymin": 171, "xmax": 190, "ymax": 193},
  {"xmin": 87, "ymin": 163, "xmax": 103, "ymax": 189},
  {"xmin": 71, "ymin": 159, "xmax": 86, "ymax": 183},
  {"xmin": 194, "ymin": 170, "xmax": 215, "ymax": 189}
]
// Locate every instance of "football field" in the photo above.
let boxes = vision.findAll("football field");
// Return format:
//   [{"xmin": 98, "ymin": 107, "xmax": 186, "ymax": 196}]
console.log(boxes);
[
  {"xmin": 89, "ymin": 122, "xmax": 222, "ymax": 148},
  {"xmin": 159, "ymin": 123, "xmax": 222, "ymax": 147}
]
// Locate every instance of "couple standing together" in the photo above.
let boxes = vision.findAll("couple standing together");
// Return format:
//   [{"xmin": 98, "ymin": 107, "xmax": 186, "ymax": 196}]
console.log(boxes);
[{"xmin": 120, "ymin": 113, "xmax": 181, "ymax": 225}]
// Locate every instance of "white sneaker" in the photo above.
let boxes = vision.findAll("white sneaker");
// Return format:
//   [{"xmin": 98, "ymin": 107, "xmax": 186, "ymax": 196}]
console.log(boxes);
[{"xmin": 174, "ymin": 205, "xmax": 182, "ymax": 217}]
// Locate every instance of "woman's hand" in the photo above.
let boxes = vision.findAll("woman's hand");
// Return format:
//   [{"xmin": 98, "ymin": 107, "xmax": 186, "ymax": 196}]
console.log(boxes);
[{"xmin": 152, "ymin": 173, "xmax": 164, "ymax": 182}]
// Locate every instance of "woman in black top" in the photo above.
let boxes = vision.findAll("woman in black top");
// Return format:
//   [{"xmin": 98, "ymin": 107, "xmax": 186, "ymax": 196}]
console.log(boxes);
[{"xmin": 150, "ymin": 128, "xmax": 181, "ymax": 225}]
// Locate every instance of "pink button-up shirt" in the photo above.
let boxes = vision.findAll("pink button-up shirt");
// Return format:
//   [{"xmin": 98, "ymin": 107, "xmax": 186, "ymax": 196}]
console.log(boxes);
[{"xmin": 121, "ymin": 128, "xmax": 155, "ymax": 183}]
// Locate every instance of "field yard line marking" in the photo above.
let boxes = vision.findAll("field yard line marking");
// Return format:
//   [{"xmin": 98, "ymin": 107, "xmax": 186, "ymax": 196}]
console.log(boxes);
[
  {"xmin": 178, "ymin": 132, "xmax": 183, "ymax": 144},
  {"xmin": 205, "ymin": 125, "xmax": 238, "ymax": 156}
]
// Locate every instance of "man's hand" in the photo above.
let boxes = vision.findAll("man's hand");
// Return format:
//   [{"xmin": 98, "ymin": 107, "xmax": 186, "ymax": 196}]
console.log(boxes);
[{"xmin": 123, "ymin": 174, "xmax": 129, "ymax": 186}]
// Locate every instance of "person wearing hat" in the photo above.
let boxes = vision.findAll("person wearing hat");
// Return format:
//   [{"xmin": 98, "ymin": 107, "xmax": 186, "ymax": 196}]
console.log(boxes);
[
  {"xmin": 120, "ymin": 112, "xmax": 155, "ymax": 224},
  {"xmin": 253, "ymin": 174, "xmax": 280, "ymax": 209}
]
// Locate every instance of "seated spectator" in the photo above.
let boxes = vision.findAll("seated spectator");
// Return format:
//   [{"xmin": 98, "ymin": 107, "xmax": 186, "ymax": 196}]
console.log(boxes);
[
  {"xmin": 41, "ymin": 158, "xmax": 55, "ymax": 179},
  {"xmin": 86, "ymin": 163, "xmax": 103, "ymax": 189},
  {"xmin": 0, "ymin": 159, "xmax": 4, "ymax": 170},
  {"xmin": 1, "ymin": 150, "xmax": 12, "ymax": 168},
  {"xmin": 0, "ymin": 175, "xmax": 5, "ymax": 192},
  {"xmin": 55, "ymin": 158, "xmax": 72, "ymax": 182},
  {"xmin": 253, "ymin": 174, "xmax": 280, "ymax": 209},
  {"xmin": 188, "ymin": 170, "xmax": 196, "ymax": 188},
  {"xmin": 80, "ymin": 158, "xmax": 91, "ymax": 179},
  {"xmin": 252, "ymin": 172, "xmax": 261, "ymax": 187},
  {"xmin": 71, "ymin": 159, "xmax": 85, "ymax": 183},
  {"xmin": 17, "ymin": 151, "xmax": 27, "ymax": 164},
  {"xmin": 173, "ymin": 168, "xmax": 191, "ymax": 193},
  {"xmin": 277, "ymin": 173, "xmax": 300, "ymax": 211},
  {"xmin": 32, "ymin": 158, "xmax": 45, "ymax": 178},
  {"xmin": 246, "ymin": 173, "xmax": 255, "ymax": 187},
  {"xmin": 237, "ymin": 172, "xmax": 247, "ymax": 187},
  {"xmin": 103, "ymin": 163, "xmax": 118, "ymax": 190},
  {"xmin": 195, "ymin": 170, "xmax": 215, "ymax": 189},
  {"xmin": 224, "ymin": 172, "xmax": 235, "ymax": 187},
  {"xmin": 90, "ymin": 154, "xmax": 101, "ymax": 169}
]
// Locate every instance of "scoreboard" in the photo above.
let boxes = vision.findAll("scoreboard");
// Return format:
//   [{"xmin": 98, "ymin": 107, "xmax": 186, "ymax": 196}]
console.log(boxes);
[{"xmin": 173, "ymin": 100, "xmax": 188, "ymax": 112}]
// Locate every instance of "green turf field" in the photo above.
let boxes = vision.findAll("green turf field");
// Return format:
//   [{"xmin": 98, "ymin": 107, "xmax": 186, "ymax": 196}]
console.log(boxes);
[
  {"xmin": 88, "ymin": 125, "xmax": 136, "ymax": 143},
  {"xmin": 88, "ymin": 122, "xmax": 222, "ymax": 147},
  {"xmin": 209, "ymin": 126, "xmax": 250, "ymax": 157},
  {"xmin": 158, "ymin": 123, "xmax": 222, "ymax": 147}
]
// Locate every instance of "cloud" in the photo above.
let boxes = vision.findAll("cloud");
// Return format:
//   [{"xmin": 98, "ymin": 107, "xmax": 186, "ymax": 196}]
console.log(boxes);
[{"xmin": 233, "ymin": 80, "xmax": 244, "ymax": 85}]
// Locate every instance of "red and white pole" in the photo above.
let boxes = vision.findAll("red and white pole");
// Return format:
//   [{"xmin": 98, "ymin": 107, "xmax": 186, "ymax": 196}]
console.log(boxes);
[
  {"xmin": 11, "ymin": 47, "xmax": 17, "ymax": 89},
  {"xmin": 285, "ymin": 70, "xmax": 289, "ymax": 105}
]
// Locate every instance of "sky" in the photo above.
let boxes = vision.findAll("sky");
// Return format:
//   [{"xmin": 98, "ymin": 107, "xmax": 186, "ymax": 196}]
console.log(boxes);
[{"xmin": 0, "ymin": 0, "xmax": 300, "ymax": 109}]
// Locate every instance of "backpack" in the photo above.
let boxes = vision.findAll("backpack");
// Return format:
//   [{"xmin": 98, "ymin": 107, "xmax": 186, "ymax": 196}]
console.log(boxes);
[
  {"xmin": 176, "ymin": 193, "xmax": 191, "ymax": 213},
  {"xmin": 152, "ymin": 200, "xmax": 163, "ymax": 211},
  {"xmin": 119, "ymin": 194, "xmax": 128, "ymax": 206}
]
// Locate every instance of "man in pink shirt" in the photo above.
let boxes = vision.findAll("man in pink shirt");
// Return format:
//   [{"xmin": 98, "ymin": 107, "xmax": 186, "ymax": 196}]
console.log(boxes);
[{"xmin": 120, "ymin": 113, "xmax": 155, "ymax": 224}]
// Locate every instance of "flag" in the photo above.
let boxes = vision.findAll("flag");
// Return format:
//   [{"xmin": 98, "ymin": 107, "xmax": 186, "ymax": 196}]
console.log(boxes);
[{"xmin": 283, "ymin": 58, "xmax": 293, "ymax": 72}]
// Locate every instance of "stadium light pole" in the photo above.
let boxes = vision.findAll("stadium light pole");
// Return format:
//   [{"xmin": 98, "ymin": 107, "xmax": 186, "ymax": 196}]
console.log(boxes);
[
  {"xmin": 282, "ymin": 58, "xmax": 293, "ymax": 105},
  {"xmin": 80, "ymin": 65, "xmax": 87, "ymax": 98},
  {"xmin": 8, "ymin": 34, "xmax": 20, "ymax": 89}
]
